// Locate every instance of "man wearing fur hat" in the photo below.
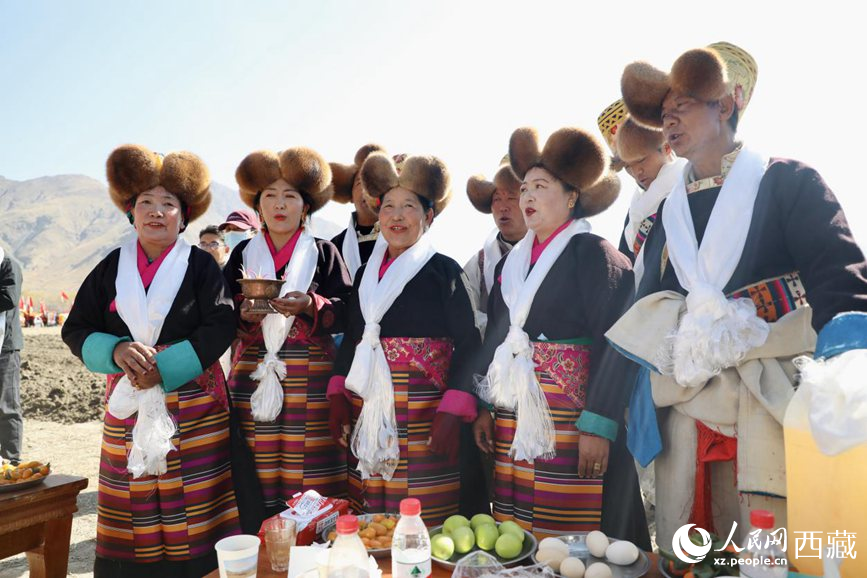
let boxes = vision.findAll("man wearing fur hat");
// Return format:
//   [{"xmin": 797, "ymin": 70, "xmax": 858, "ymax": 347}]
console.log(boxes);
[
  {"xmin": 62, "ymin": 145, "xmax": 240, "ymax": 576},
  {"xmin": 329, "ymin": 144, "xmax": 386, "ymax": 281},
  {"xmin": 605, "ymin": 42, "xmax": 867, "ymax": 545},
  {"xmin": 464, "ymin": 160, "xmax": 527, "ymax": 335},
  {"xmin": 598, "ymin": 99, "xmax": 686, "ymax": 276}
]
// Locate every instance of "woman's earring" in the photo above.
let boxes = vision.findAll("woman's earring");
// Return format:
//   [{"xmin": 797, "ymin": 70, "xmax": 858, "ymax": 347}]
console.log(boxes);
[{"xmin": 567, "ymin": 200, "xmax": 576, "ymax": 209}]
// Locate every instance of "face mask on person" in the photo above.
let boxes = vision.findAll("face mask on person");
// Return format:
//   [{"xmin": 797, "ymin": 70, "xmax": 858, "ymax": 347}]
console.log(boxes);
[{"xmin": 224, "ymin": 231, "xmax": 249, "ymax": 250}]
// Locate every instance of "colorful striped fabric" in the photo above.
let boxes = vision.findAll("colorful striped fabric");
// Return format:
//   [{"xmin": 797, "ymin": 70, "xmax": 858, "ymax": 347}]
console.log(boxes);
[
  {"xmin": 228, "ymin": 319, "xmax": 346, "ymax": 511},
  {"xmin": 347, "ymin": 337, "xmax": 459, "ymax": 527},
  {"xmin": 97, "ymin": 365, "xmax": 240, "ymax": 562},
  {"xmin": 632, "ymin": 214, "xmax": 656, "ymax": 256},
  {"xmin": 728, "ymin": 271, "xmax": 807, "ymax": 322},
  {"xmin": 493, "ymin": 341, "xmax": 603, "ymax": 538}
]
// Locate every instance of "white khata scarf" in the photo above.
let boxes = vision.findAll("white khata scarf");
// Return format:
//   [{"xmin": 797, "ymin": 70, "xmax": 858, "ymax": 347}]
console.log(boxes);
[
  {"xmin": 659, "ymin": 147, "xmax": 770, "ymax": 387},
  {"xmin": 346, "ymin": 233, "xmax": 436, "ymax": 481},
  {"xmin": 477, "ymin": 218, "xmax": 591, "ymax": 462},
  {"xmin": 107, "ymin": 237, "xmax": 191, "ymax": 478},
  {"xmin": 242, "ymin": 229, "xmax": 318, "ymax": 421},
  {"xmin": 481, "ymin": 228, "xmax": 503, "ymax": 297}
]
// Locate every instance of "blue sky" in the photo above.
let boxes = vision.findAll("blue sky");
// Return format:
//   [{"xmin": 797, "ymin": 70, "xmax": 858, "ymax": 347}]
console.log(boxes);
[{"xmin": 2, "ymin": 1, "xmax": 865, "ymax": 262}]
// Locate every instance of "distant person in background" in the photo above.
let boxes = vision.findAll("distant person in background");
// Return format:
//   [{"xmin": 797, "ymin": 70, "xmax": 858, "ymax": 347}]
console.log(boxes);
[
  {"xmin": 198, "ymin": 225, "xmax": 230, "ymax": 268},
  {"xmin": 328, "ymin": 144, "xmax": 386, "ymax": 282},
  {"xmin": 0, "ymin": 246, "xmax": 23, "ymax": 465},
  {"xmin": 218, "ymin": 208, "xmax": 260, "ymax": 251}
]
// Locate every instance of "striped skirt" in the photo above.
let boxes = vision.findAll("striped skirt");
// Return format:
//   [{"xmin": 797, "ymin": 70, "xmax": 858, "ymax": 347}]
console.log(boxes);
[
  {"xmin": 348, "ymin": 337, "xmax": 459, "ymax": 527},
  {"xmin": 493, "ymin": 340, "xmax": 603, "ymax": 538},
  {"xmin": 228, "ymin": 325, "xmax": 346, "ymax": 511},
  {"xmin": 97, "ymin": 368, "xmax": 240, "ymax": 563}
]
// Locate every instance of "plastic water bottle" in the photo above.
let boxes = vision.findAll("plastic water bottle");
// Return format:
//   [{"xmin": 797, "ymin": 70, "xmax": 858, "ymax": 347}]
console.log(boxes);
[
  {"xmin": 739, "ymin": 510, "xmax": 788, "ymax": 578},
  {"xmin": 392, "ymin": 498, "xmax": 432, "ymax": 578},
  {"xmin": 327, "ymin": 515, "xmax": 370, "ymax": 578}
]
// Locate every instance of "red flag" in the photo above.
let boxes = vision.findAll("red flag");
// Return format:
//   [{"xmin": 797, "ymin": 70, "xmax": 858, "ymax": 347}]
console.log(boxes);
[
  {"xmin": 27, "ymin": 297, "xmax": 34, "ymax": 314},
  {"xmin": 18, "ymin": 297, "xmax": 24, "ymax": 309},
  {"xmin": 40, "ymin": 301, "xmax": 47, "ymax": 315},
  {"xmin": 60, "ymin": 291, "xmax": 69, "ymax": 302}
]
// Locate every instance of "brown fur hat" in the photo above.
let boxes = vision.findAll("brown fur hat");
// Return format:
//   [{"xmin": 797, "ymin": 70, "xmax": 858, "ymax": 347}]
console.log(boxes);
[
  {"xmin": 466, "ymin": 164, "xmax": 521, "ymax": 214},
  {"xmin": 361, "ymin": 152, "xmax": 452, "ymax": 216},
  {"xmin": 235, "ymin": 147, "xmax": 333, "ymax": 213},
  {"xmin": 328, "ymin": 143, "xmax": 387, "ymax": 204},
  {"xmin": 509, "ymin": 126, "xmax": 617, "ymax": 217},
  {"xmin": 615, "ymin": 118, "xmax": 666, "ymax": 162},
  {"xmin": 621, "ymin": 42, "xmax": 757, "ymax": 129},
  {"xmin": 106, "ymin": 144, "xmax": 211, "ymax": 222}
]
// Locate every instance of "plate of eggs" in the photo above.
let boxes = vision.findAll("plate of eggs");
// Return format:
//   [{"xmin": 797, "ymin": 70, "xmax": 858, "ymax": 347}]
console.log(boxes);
[{"xmin": 532, "ymin": 530, "xmax": 649, "ymax": 578}]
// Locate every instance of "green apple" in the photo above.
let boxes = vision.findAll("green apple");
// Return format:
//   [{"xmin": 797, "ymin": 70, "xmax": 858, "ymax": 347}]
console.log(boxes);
[
  {"xmin": 443, "ymin": 515, "xmax": 471, "ymax": 535},
  {"xmin": 495, "ymin": 533, "xmax": 523, "ymax": 559},
  {"xmin": 498, "ymin": 521, "xmax": 525, "ymax": 543},
  {"xmin": 452, "ymin": 526, "xmax": 476, "ymax": 554},
  {"xmin": 470, "ymin": 514, "xmax": 497, "ymax": 530},
  {"xmin": 475, "ymin": 524, "xmax": 499, "ymax": 551},
  {"xmin": 431, "ymin": 534, "xmax": 455, "ymax": 560}
]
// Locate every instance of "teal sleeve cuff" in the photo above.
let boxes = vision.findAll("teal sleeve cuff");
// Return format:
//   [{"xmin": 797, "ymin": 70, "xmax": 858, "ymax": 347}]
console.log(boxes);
[
  {"xmin": 81, "ymin": 332, "xmax": 129, "ymax": 374},
  {"xmin": 576, "ymin": 410, "xmax": 619, "ymax": 442},
  {"xmin": 155, "ymin": 340, "xmax": 204, "ymax": 392}
]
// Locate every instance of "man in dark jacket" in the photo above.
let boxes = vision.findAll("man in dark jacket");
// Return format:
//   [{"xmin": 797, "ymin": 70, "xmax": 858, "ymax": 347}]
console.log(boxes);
[{"xmin": 0, "ymin": 247, "xmax": 23, "ymax": 464}]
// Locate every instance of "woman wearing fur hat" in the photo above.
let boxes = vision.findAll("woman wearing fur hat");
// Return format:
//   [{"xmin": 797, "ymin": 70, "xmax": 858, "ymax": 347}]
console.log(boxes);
[
  {"xmin": 224, "ymin": 147, "xmax": 352, "ymax": 514},
  {"xmin": 607, "ymin": 42, "xmax": 867, "ymax": 546},
  {"xmin": 464, "ymin": 161, "xmax": 527, "ymax": 335},
  {"xmin": 597, "ymin": 99, "xmax": 686, "ymax": 275},
  {"xmin": 472, "ymin": 127, "xmax": 650, "ymax": 545},
  {"xmin": 62, "ymin": 145, "xmax": 240, "ymax": 577},
  {"xmin": 326, "ymin": 152, "xmax": 482, "ymax": 526},
  {"xmin": 329, "ymin": 144, "xmax": 386, "ymax": 281}
]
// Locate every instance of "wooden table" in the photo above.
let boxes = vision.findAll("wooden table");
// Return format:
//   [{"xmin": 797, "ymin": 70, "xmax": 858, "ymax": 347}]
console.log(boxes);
[
  {"xmin": 206, "ymin": 546, "xmax": 665, "ymax": 578},
  {"xmin": 0, "ymin": 474, "xmax": 89, "ymax": 578}
]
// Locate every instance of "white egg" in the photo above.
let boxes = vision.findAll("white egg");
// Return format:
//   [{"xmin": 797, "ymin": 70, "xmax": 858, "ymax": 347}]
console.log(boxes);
[
  {"xmin": 585, "ymin": 530, "xmax": 609, "ymax": 558},
  {"xmin": 605, "ymin": 540, "xmax": 639, "ymax": 565},
  {"xmin": 559, "ymin": 557, "xmax": 586, "ymax": 578},
  {"xmin": 535, "ymin": 548, "xmax": 568, "ymax": 572},
  {"xmin": 538, "ymin": 537, "xmax": 570, "ymax": 557},
  {"xmin": 584, "ymin": 562, "xmax": 612, "ymax": 578}
]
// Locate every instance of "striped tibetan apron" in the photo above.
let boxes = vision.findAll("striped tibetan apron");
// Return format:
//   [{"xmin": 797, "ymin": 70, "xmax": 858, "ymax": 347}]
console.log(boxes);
[
  {"xmin": 348, "ymin": 337, "xmax": 459, "ymax": 527},
  {"xmin": 493, "ymin": 338, "xmax": 602, "ymax": 538},
  {"xmin": 228, "ymin": 318, "xmax": 345, "ymax": 511},
  {"xmin": 97, "ymin": 360, "xmax": 240, "ymax": 562}
]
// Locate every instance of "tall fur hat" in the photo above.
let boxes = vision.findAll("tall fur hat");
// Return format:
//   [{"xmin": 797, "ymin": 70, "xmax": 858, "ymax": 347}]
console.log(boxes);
[
  {"xmin": 466, "ymin": 163, "xmax": 521, "ymax": 214},
  {"xmin": 621, "ymin": 41, "xmax": 758, "ymax": 129},
  {"xmin": 615, "ymin": 117, "xmax": 667, "ymax": 162},
  {"xmin": 328, "ymin": 143, "xmax": 387, "ymax": 204},
  {"xmin": 235, "ymin": 147, "xmax": 333, "ymax": 212},
  {"xmin": 508, "ymin": 126, "xmax": 619, "ymax": 217},
  {"xmin": 106, "ymin": 144, "xmax": 211, "ymax": 223},
  {"xmin": 360, "ymin": 152, "xmax": 452, "ymax": 216}
]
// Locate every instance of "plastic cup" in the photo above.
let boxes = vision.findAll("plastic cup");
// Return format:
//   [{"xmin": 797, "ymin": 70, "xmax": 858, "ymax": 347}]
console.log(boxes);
[
  {"xmin": 264, "ymin": 517, "xmax": 297, "ymax": 572},
  {"xmin": 215, "ymin": 534, "xmax": 260, "ymax": 578}
]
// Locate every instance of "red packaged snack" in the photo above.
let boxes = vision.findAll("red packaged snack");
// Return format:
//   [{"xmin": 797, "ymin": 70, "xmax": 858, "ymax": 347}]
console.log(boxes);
[{"xmin": 258, "ymin": 490, "xmax": 350, "ymax": 546}]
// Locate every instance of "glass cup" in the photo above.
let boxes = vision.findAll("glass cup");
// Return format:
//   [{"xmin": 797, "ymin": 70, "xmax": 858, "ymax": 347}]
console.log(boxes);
[{"xmin": 264, "ymin": 517, "xmax": 297, "ymax": 572}]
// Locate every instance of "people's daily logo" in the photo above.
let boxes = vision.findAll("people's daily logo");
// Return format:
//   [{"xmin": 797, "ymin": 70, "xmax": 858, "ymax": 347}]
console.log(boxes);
[{"xmin": 672, "ymin": 524, "xmax": 713, "ymax": 563}]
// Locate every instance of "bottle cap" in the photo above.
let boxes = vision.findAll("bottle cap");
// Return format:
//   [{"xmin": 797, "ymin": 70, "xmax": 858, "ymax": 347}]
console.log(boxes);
[
  {"xmin": 750, "ymin": 509, "xmax": 775, "ymax": 529},
  {"xmin": 400, "ymin": 498, "xmax": 422, "ymax": 516},
  {"xmin": 336, "ymin": 515, "xmax": 359, "ymax": 534}
]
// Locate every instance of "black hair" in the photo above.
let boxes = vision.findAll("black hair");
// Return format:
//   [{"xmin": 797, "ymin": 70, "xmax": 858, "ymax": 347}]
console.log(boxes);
[{"xmin": 199, "ymin": 225, "xmax": 225, "ymax": 241}]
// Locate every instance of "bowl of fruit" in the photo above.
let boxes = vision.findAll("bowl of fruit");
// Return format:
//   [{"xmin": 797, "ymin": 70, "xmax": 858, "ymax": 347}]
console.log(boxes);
[
  {"xmin": 0, "ymin": 461, "xmax": 51, "ymax": 492},
  {"xmin": 320, "ymin": 513, "xmax": 399, "ymax": 558},
  {"xmin": 430, "ymin": 514, "xmax": 537, "ymax": 570}
]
